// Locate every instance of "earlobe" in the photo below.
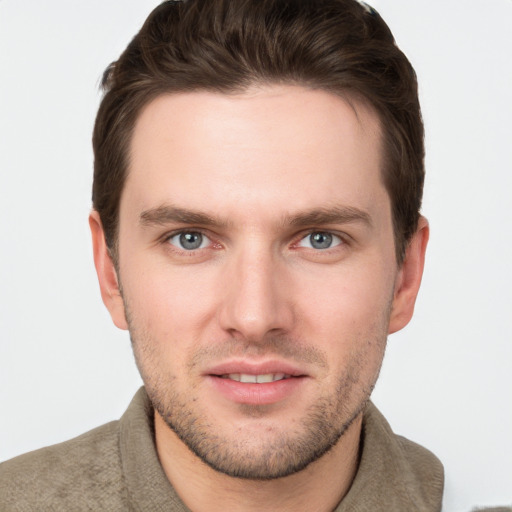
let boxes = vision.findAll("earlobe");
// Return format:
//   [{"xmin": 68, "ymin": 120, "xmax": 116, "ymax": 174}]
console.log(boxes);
[
  {"xmin": 89, "ymin": 211, "xmax": 128, "ymax": 330},
  {"xmin": 388, "ymin": 216, "xmax": 429, "ymax": 335}
]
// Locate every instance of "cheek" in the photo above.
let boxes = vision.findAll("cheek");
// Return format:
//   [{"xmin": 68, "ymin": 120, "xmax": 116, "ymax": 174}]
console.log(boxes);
[
  {"xmin": 120, "ymin": 258, "xmax": 218, "ymax": 340},
  {"xmin": 290, "ymin": 263, "xmax": 394, "ymax": 381},
  {"xmin": 294, "ymin": 260, "xmax": 395, "ymax": 332}
]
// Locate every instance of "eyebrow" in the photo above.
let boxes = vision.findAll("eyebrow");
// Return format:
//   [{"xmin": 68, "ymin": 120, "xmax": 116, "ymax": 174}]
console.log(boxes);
[
  {"xmin": 139, "ymin": 205, "xmax": 230, "ymax": 228},
  {"xmin": 139, "ymin": 204, "xmax": 372, "ymax": 229},
  {"xmin": 286, "ymin": 206, "xmax": 372, "ymax": 228}
]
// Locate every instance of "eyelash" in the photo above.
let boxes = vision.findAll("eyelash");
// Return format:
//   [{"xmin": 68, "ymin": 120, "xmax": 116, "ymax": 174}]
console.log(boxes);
[
  {"xmin": 163, "ymin": 229, "xmax": 218, "ymax": 254},
  {"xmin": 295, "ymin": 231, "xmax": 345, "ymax": 250},
  {"xmin": 162, "ymin": 228, "xmax": 350, "ymax": 253}
]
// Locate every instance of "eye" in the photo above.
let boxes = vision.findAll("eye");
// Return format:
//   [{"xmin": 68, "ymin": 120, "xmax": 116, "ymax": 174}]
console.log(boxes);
[
  {"xmin": 298, "ymin": 232, "xmax": 343, "ymax": 250},
  {"xmin": 168, "ymin": 231, "xmax": 210, "ymax": 251}
]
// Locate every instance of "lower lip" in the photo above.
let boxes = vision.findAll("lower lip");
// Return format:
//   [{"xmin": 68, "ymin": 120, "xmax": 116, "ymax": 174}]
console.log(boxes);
[{"xmin": 207, "ymin": 375, "xmax": 307, "ymax": 405}]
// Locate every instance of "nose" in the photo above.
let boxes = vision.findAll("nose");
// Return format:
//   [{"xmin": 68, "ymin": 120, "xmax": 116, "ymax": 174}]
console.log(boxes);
[{"xmin": 217, "ymin": 245, "xmax": 294, "ymax": 342}]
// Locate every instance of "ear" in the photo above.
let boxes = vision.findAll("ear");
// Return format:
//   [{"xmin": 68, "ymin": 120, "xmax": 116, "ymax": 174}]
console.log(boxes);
[
  {"xmin": 388, "ymin": 216, "xmax": 429, "ymax": 335},
  {"xmin": 89, "ymin": 211, "xmax": 128, "ymax": 330}
]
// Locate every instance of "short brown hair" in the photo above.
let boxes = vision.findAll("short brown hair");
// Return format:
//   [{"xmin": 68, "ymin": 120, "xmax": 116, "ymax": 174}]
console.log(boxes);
[{"xmin": 92, "ymin": 0, "xmax": 424, "ymax": 264}]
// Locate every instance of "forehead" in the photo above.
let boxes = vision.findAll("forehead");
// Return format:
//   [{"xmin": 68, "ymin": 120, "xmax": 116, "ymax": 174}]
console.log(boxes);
[{"xmin": 124, "ymin": 85, "xmax": 387, "ymax": 224}]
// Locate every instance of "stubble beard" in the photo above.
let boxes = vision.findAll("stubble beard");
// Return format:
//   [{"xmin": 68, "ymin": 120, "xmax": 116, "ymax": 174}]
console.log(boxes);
[
  {"xmin": 126, "ymin": 316, "xmax": 387, "ymax": 481},
  {"xmin": 156, "ymin": 379, "xmax": 372, "ymax": 480}
]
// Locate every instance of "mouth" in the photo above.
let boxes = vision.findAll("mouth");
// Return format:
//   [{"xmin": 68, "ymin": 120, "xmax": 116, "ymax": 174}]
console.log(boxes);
[
  {"xmin": 218, "ymin": 373, "xmax": 291, "ymax": 383},
  {"xmin": 206, "ymin": 360, "xmax": 306, "ymax": 379},
  {"xmin": 205, "ymin": 363, "xmax": 307, "ymax": 405}
]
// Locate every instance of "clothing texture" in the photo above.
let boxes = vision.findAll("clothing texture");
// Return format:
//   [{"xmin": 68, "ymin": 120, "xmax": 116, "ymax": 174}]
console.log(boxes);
[{"xmin": 0, "ymin": 388, "xmax": 444, "ymax": 511}]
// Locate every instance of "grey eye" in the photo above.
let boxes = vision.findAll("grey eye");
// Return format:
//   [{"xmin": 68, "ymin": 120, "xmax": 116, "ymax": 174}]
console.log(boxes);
[
  {"xmin": 168, "ymin": 232, "xmax": 209, "ymax": 250},
  {"xmin": 298, "ymin": 232, "xmax": 342, "ymax": 250}
]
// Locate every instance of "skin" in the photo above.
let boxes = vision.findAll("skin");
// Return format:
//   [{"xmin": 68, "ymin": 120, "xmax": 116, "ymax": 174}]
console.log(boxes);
[{"xmin": 90, "ymin": 85, "xmax": 428, "ymax": 512}]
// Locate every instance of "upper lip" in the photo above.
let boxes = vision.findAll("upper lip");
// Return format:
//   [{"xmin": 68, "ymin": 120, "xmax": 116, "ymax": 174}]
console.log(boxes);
[{"xmin": 205, "ymin": 360, "xmax": 307, "ymax": 377}]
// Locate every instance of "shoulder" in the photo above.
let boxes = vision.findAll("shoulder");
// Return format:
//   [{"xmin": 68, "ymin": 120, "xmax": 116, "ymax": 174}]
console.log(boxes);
[
  {"xmin": 393, "ymin": 433, "xmax": 444, "ymax": 503},
  {"xmin": 394, "ymin": 433, "xmax": 444, "ymax": 480},
  {"xmin": 364, "ymin": 403, "xmax": 444, "ymax": 478},
  {"xmin": 340, "ymin": 402, "xmax": 444, "ymax": 511},
  {"xmin": 0, "ymin": 420, "xmax": 129, "ymax": 511}
]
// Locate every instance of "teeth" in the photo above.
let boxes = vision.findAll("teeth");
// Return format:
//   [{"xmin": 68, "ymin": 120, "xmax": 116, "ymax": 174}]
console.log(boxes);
[{"xmin": 225, "ymin": 373, "xmax": 288, "ymax": 383}]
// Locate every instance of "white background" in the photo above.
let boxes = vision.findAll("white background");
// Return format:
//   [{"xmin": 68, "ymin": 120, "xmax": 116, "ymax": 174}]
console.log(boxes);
[{"xmin": 0, "ymin": 1, "xmax": 510, "ymax": 510}]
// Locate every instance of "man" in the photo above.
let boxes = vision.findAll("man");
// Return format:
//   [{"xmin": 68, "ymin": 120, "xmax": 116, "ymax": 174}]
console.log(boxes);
[{"xmin": 0, "ymin": 0, "xmax": 443, "ymax": 510}]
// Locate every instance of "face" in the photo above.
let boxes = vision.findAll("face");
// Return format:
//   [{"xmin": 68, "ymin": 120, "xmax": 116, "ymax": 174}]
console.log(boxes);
[{"xmin": 91, "ymin": 85, "xmax": 427, "ymax": 479}]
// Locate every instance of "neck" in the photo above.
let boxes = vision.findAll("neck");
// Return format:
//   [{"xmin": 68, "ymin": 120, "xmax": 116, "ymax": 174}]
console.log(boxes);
[{"xmin": 154, "ymin": 412, "xmax": 363, "ymax": 512}]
